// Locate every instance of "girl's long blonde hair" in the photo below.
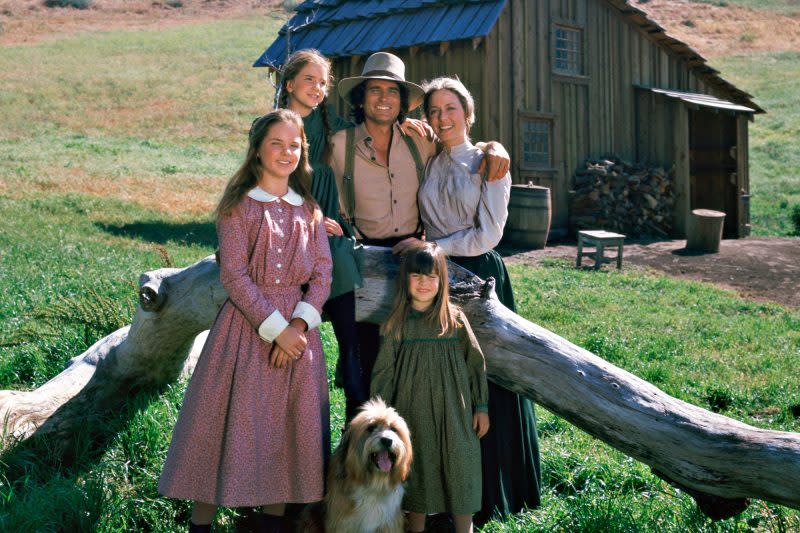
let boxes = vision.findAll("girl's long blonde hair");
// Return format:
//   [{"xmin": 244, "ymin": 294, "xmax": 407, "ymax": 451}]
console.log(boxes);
[
  {"xmin": 382, "ymin": 242, "xmax": 460, "ymax": 340},
  {"xmin": 215, "ymin": 109, "xmax": 318, "ymax": 221}
]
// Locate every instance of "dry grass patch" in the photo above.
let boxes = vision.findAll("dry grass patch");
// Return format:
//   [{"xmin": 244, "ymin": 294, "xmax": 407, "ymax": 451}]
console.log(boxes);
[
  {"xmin": 5, "ymin": 165, "xmax": 225, "ymax": 216},
  {"xmin": 639, "ymin": 0, "xmax": 800, "ymax": 58},
  {"xmin": 0, "ymin": 0, "xmax": 283, "ymax": 45}
]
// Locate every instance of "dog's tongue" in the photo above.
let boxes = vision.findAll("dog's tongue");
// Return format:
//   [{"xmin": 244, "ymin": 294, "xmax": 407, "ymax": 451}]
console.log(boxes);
[{"xmin": 376, "ymin": 450, "xmax": 392, "ymax": 472}]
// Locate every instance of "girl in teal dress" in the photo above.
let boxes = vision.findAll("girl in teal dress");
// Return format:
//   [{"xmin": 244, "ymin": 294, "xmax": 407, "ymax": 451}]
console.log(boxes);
[
  {"xmin": 372, "ymin": 242, "xmax": 489, "ymax": 533},
  {"xmin": 278, "ymin": 49, "xmax": 433, "ymax": 422},
  {"xmin": 279, "ymin": 50, "xmax": 365, "ymax": 421}
]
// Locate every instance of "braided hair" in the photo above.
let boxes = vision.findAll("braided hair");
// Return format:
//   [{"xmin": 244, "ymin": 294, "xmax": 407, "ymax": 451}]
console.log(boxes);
[{"xmin": 280, "ymin": 49, "xmax": 334, "ymax": 161}]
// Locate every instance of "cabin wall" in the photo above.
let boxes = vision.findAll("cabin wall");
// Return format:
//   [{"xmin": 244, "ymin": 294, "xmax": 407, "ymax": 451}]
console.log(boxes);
[
  {"xmin": 502, "ymin": 0, "xmax": 748, "ymax": 235},
  {"xmin": 327, "ymin": 0, "xmax": 753, "ymax": 238}
]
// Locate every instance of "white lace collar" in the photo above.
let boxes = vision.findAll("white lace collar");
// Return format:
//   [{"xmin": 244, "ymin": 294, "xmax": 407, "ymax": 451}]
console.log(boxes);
[{"xmin": 247, "ymin": 186, "xmax": 304, "ymax": 206}]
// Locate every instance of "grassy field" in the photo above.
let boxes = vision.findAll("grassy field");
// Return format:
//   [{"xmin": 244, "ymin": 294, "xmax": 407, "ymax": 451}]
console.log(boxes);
[
  {"xmin": 1, "ymin": 8, "xmax": 799, "ymax": 533},
  {"xmin": 714, "ymin": 51, "xmax": 800, "ymax": 236}
]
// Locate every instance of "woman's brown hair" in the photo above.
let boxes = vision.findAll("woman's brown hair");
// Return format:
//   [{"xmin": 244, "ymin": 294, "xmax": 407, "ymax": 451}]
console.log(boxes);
[
  {"xmin": 381, "ymin": 242, "xmax": 460, "ymax": 340},
  {"xmin": 279, "ymin": 49, "xmax": 334, "ymax": 161},
  {"xmin": 215, "ymin": 109, "xmax": 318, "ymax": 221},
  {"xmin": 421, "ymin": 76, "xmax": 476, "ymax": 133}
]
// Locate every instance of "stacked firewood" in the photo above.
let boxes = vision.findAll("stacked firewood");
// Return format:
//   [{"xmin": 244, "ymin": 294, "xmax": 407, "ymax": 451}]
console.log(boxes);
[{"xmin": 569, "ymin": 158, "xmax": 676, "ymax": 237}]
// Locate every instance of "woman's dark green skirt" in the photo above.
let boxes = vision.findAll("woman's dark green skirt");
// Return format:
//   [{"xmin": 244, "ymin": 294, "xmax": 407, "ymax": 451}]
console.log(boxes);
[{"xmin": 450, "ymin": 250, "xmax": 542, "ymax": 525}]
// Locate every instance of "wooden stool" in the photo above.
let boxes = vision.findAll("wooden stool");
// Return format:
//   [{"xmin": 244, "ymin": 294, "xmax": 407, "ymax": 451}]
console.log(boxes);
[{"xmin": 577, "ymin": 230, "xmax": 626, "ymax": 270}]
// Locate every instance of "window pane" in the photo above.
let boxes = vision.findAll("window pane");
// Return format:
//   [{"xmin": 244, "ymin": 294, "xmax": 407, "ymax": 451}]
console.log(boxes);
[
  {"xmin": 554, "ymin": 25, "xmax": 581, "ymax": 75},
  {"xmin": 522, "ymin": 119, "xmax": 550, "ymax": 167}
]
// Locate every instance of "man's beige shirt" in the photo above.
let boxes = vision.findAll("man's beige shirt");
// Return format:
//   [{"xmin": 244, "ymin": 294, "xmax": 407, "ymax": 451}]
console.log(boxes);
[{"xmin": 329, "ymin": 122, "xmax": 437, "ymax": 240}]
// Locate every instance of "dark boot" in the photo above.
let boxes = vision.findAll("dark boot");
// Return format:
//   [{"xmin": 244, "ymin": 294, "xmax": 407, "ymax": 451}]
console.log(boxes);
[
  {"xmin": 254, "ymin": 512, "xmax": 289, "ymax": 533},
  {"xmin": 188, "ymin": 522, "xmax": 212, "ymax": 533}
]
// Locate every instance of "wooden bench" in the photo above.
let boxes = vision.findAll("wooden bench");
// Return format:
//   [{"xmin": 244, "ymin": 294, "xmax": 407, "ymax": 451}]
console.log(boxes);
[{"xmin": 576, "ymin": 230, "xmax": 626, "ymax": 270}]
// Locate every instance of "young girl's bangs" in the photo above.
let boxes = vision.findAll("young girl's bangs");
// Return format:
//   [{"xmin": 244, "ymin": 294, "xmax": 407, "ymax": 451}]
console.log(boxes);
[{"xmin": 405, "ymin": 247, "xmax": 438, "ymax": 276}]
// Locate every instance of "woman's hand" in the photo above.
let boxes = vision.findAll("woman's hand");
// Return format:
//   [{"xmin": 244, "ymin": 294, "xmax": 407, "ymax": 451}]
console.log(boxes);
[
  {"xmin": 399, "ymin": 118, "xmax": 435, "ymax": 139},
  {"xmin": 473, "ymin": 412, "xmax": 490, "ymax": 439},
  {"xmin": 392, "ymin": 236, "xmax": 425, "ymax": 255},
  {"xmin": 323, "ymin": 216, "xmax": 344, "ymax": 237},
  {"xmin": 476, "ymin": 141, "xmax": 510, "ymax": 182}
]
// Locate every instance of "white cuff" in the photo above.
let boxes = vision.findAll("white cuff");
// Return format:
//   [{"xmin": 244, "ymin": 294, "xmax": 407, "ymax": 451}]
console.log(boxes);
[
  {"xmin": 257, "ymin": 310, "xmax": 289, "ymax": 342},
  {"xmin": 291, "ymin": 301, "xmax": 322, "ymax": 331}
]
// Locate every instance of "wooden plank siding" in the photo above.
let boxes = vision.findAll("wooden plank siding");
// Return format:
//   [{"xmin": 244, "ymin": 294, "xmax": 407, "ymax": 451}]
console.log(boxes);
[{"xmin": 324, "ymin": 0, "xmax": 755, "ymax": 238}]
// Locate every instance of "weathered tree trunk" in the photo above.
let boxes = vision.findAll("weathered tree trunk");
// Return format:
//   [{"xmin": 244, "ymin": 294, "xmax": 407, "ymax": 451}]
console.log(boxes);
[{"xmin": 2, "ymin": 249, "xmax": 799, "ymax": 517}]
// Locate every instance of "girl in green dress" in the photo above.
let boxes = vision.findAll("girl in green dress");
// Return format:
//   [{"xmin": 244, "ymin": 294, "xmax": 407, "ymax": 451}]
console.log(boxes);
[
  {"xmin": 279, "ymin": 49, "xmax": 434, "ymax": 422},
  {"xmin": 371, "ymin": 242, "xmax": 489, "ymax": 533},
  {"xmin": 279, "ymin": 49, "xmax": 366, "ymax": 421}
]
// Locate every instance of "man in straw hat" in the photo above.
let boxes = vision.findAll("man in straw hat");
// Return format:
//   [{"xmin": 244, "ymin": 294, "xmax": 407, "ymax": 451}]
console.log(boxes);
[{"xmin": 329, "ymin": 51, "xmax": 510, "ymax": 420}]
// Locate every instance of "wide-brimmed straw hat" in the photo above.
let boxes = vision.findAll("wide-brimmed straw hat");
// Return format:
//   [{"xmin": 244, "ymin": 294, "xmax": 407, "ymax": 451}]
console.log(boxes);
[{"xmin": 337, "ymin": 52, "xmax": 424, "ymax": 111}]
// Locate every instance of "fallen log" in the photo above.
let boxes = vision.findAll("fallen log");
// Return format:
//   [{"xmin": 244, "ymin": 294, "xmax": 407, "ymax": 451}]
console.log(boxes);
[{"xmin": 1, "ymin": 249, "xmax": 799, "ymax": 517}]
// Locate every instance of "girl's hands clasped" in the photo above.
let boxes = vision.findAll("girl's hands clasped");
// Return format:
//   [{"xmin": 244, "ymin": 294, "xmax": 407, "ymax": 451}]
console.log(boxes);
[
  {"xmin": 473, "ymin": 412, "xmax": 490, "ymax": 439},
  {"xmin": 271, "ymin": 318, "xmax": 309, "ymax": 368}
]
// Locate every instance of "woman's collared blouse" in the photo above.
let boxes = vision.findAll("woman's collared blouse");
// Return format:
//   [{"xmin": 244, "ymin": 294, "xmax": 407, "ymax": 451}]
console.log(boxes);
[{"xmin": 418, "ymin": 141, "xmax": 511, "ymax": 257}]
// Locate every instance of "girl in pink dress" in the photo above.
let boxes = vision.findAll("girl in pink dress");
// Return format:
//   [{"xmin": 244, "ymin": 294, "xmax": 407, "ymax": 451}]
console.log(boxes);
[{"xmin": 158, "ymin": 109, "xmax": 332, "ymax": 533}]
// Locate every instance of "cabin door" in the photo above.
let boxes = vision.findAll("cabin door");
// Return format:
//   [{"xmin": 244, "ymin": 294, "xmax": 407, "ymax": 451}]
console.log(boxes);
[{"xmin": 688, "ymin": 109, "xmax": 739, "ymax": 238}]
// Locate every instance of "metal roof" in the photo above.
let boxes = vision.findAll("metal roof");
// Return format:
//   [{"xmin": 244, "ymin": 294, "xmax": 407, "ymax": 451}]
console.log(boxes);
[
  {"xmin": 253, "ymin": 0, "xmax": 506, "ymax": 69},
  {"xmin": 640, "ymin": 87, "xmax": 756, "ymax": 114},
  {"xmin": 254, "ymin": 0, "xmax": 763, "ymax": 113}
]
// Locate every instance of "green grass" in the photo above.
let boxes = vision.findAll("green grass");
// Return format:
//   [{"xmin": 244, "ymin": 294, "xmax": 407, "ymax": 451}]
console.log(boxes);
[
  {"xmin": 1, "ymin": 11, "xmax": 799, "ymax": 533},
  {"xmin": 689, "ymin": 0, "xmax": 800, "ymax": 14},
  {"xmin": 713, "ymin": 52, "xmax": 800, "ymax": 236}
]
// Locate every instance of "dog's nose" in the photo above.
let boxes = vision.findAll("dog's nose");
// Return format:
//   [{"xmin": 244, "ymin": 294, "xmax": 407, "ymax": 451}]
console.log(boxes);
[{"xmin": 380, "ymin": 437, "xmax": 393, "ymax": 449}]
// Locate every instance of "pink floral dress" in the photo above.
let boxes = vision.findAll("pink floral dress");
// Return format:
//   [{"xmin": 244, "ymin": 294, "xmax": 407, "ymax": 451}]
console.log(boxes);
[{"xmin": 159, "ymin": 186, "xmax": 332, "ymax": 506}]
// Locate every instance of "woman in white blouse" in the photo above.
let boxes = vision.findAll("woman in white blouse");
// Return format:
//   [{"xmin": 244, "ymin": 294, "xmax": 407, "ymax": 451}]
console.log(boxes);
[{"xmin": 393, "ymin": 77, "xmax": 542, "ymax": 525}]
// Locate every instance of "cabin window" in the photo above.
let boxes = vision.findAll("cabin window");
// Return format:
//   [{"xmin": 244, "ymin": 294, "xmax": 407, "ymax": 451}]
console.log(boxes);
[
  {"xmin": 553, "ymin": 25, "xmax": 582, "ymax": 75},
  {"xmin": 521, "ymin": 117, "xmax": 552, "ymax": 168}
]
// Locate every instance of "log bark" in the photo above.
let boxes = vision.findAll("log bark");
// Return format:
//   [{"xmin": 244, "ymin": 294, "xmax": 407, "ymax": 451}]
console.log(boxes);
[{"xmin": 2, "ymin": 249, "xmax": 800, "ymax": 516}]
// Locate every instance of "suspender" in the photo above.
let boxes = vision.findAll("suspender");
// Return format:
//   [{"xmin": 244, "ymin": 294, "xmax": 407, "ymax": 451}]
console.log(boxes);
[{"xmin": 341, "ymin": 126, "xmax": 426, "ymax": 229}]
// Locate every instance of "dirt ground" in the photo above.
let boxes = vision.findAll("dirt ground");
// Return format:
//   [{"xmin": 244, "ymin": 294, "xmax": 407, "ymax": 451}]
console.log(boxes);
[{"xmin": 504, "ymin": 237, "xmax": 800, "ymax": 309}]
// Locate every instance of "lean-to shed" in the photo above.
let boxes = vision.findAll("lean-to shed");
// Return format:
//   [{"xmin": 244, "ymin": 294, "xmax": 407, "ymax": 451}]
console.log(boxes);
[{"xmin": 255, "ymin": 0, "xmax": 763, "ymax": 239}]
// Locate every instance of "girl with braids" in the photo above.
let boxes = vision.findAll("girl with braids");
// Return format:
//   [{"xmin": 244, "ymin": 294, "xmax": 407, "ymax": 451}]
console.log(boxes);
[
  {"xmin": 278, "ymin": 49, "xmax": 433, "ymax": 421},
  {"xmin": 278, "ymin": 49, "xmax": 365, "ymax": 422},
  {"xmin": 159, "ymin": 109, "xmax": 332, "ymax": 533}
]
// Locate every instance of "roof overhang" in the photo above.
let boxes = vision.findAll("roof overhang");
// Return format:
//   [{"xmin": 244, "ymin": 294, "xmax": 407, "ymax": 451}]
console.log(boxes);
[{"xmin": 636, "ymin": 86, "xmax": 757, "ymax": 115}]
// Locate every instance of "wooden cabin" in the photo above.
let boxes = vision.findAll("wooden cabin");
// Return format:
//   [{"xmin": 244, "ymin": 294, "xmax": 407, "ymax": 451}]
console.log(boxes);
[{"xmin": 255, "ymin": 0, "xmax": 763, "ymax": 240}]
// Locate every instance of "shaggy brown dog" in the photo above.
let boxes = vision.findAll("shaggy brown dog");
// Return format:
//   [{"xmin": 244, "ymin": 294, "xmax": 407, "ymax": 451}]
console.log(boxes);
[{"xmin": 300, "ymin": 398, "xmax": 412, "ymax": 533}]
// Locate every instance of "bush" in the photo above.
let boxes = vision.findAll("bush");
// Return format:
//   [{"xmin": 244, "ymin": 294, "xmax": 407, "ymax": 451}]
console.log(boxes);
[
  {"xmin": 791, "ymin": 204, "xmax": 800, "ymax": 235},
  {"xmin": 43, "ymin": 0, "xmax": 92, "ymax": 9}
]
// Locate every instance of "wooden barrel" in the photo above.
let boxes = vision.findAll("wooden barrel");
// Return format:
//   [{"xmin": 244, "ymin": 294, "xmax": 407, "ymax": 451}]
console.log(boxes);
[
  {"xmin": 686, "ymin": 208, "xmax": 726, "ymax": 253},
  {"xmin": 504, "ymin": 184, "xmax": 552, "ymax": 249}
]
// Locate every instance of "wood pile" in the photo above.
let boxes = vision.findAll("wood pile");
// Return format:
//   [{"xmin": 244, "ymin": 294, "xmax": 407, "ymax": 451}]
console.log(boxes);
[{"xmin": 569, "ymin": 158, "xmax": 676, "ymax": 237}]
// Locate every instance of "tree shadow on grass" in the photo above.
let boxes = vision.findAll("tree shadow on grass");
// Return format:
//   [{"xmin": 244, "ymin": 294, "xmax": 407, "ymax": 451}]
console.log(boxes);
[{"xmin": 96, "ymin": 221, "xmax": 217, "ymax": 248}]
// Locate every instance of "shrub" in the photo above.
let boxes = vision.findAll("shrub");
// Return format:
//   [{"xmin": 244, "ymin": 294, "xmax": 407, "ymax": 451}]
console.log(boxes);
[
  {"xmin": 791, "ymin": 204, "xmax": 800, "ymax": 235},
  {"xmin": 43, "ymin": 0, "xmax": 92, "ymax": 9}
]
